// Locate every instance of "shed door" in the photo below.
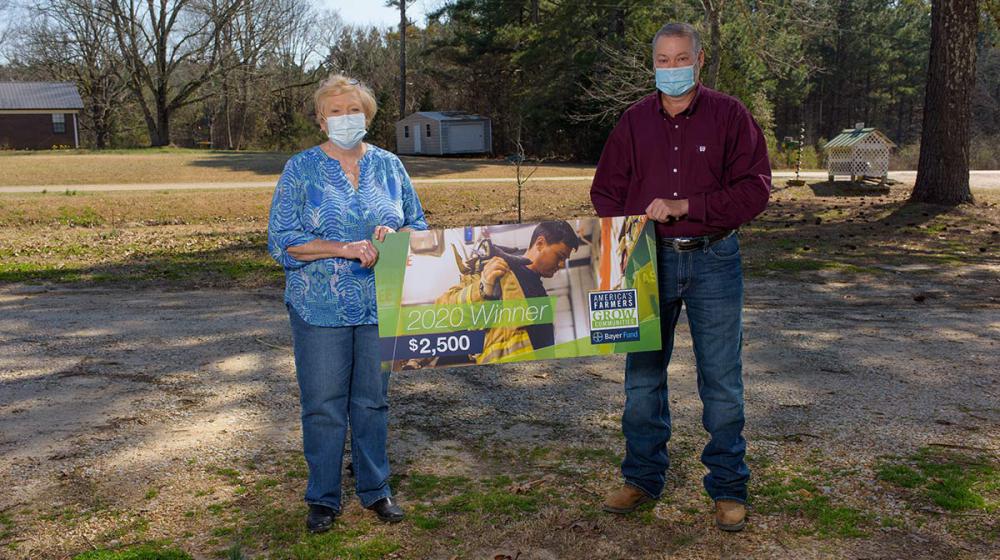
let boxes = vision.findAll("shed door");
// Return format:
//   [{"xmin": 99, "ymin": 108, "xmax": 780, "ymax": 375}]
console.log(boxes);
[
  {"xmin": 414, "ymin": 124, "xmax": 422, "ymax": 153},
  {"xmin": 447, "ymin": 123, "xmax": 484, "ymax": 153}
]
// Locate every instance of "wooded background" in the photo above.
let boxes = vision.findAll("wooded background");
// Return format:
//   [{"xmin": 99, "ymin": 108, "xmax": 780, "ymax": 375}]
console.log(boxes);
[{"xmin": 0, "ymin": 0, "xmax": 998, "ymax": 168}]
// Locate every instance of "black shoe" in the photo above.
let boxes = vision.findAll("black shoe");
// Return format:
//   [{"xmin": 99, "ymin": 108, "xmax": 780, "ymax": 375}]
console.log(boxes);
[
  {"xmin": 365, "ymin": 497, "xmax": 405, "ymax": 523},
  {"xmin": 306, "ymin": 504, "xmax": 337, "ymax": 533}
]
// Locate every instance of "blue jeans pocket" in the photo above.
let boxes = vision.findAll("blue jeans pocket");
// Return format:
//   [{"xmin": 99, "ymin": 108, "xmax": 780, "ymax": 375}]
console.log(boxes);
[{"xmin": 707, "ymin": 234, "xmax": 740, "ymax": 259}]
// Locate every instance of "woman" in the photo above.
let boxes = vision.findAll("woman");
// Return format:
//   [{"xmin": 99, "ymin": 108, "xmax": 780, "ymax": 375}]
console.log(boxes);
[{"xmin": 267, "ymin": 74, "xmax": 427, "ymax": 533}]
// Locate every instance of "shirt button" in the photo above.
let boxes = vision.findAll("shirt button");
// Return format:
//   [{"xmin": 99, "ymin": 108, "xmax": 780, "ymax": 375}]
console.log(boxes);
[
  {"xmin": 673, "ymin": 168, "xmax": 678, "ymax": 173},
  {"xmin": 673, "ymin": 192, "xmax": 678, "ymax": 196},
  {"xmin": 674, "ymin": 125, "xmax": 679, "ymax": 129},
  {"xmin": 673, "ymin": 146, "xmax": 678, "ymax": 151}
]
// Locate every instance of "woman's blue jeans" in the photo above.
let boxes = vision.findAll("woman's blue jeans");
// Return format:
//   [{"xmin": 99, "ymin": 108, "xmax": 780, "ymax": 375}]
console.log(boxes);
[
  {"xmin": 288, "ymin": 304, "xmax": 393, "ymax": 512},
  {"xmin": 621, "ymin": 233, "xmax": 750, "ymax": 503}
]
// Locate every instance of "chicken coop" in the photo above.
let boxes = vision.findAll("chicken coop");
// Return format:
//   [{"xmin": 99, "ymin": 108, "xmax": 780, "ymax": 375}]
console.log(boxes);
[{"xmin": 822, "ymin": 124, "xmax": 896, "ymax": 183}]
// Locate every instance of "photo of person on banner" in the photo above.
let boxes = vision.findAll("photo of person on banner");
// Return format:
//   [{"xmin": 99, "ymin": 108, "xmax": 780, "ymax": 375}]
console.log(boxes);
[{"xmin": 434, "ymin": 220, "xmax": 580, "ymax": 364}]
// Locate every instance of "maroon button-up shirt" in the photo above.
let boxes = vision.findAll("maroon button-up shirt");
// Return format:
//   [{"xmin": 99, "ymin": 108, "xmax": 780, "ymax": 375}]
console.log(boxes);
[{"xmin": 590, "ymin": 85, "xmax": 772, "ymax": 238}]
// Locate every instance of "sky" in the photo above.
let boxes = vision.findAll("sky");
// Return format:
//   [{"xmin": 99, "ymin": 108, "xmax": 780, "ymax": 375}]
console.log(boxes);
[
  {"xmin": 320, "ymin": 0, "xmax": 442, "ymax": 28},
  {"xmin": 0, "ymin": 1, "xmax": 444, "ymax": 63}
]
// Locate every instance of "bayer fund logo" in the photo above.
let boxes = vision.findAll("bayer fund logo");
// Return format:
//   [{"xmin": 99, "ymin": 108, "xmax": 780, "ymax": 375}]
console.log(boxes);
[{"xmin": 588, "ymin": 289, "xmax": 640, "ymax": 345}]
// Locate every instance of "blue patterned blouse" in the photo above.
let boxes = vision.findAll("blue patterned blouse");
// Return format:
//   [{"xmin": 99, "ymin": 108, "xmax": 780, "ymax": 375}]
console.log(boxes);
[{"xmin": 267, "ymin": 144, "xmax": 428, "ymax": 327}]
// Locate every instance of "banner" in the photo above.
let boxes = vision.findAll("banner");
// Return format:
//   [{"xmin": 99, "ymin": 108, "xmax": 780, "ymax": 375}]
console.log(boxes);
[{"xmin": 375, "ymin": 216, "xmax": 660, "ymax": 372}]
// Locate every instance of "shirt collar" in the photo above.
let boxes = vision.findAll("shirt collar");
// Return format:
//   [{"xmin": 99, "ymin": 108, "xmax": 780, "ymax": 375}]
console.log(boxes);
[{"xmin": 656, "ymin": 83, "xmax": 704, "ymax": 118}]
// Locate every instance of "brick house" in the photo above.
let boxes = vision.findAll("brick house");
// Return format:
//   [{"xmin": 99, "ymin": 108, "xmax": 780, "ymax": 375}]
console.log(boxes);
[{"xmin": 0, "ymin": 82, "xmax": 84, "ymax": 149}]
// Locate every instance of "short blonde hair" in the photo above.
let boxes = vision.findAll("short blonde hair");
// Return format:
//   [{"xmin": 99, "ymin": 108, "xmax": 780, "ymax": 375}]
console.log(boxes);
[{"xmin": 313, "ymin": 74, "xmax": 378, "ymax": 126}]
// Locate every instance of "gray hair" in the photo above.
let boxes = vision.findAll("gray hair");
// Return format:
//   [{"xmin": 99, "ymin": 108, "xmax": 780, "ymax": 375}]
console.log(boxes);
[{"xmin": 652, "ymin": 23, "xmax": 702, "ymax": 57}]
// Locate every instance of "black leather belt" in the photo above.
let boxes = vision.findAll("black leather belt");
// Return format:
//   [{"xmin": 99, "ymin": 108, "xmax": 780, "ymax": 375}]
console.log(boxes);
[{"xmin": 661, "ymin": 229, "xmax": 736, "ymax": 252}]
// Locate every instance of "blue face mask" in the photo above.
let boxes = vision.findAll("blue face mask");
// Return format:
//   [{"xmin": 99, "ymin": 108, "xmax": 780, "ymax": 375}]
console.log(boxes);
[
  {"xmin": 655, "ymin": 65, "xmax": 696, "ymax": 97},
  {"xmin": 326, "ymin": 113, "xmax": 367, "ymax": 149}
]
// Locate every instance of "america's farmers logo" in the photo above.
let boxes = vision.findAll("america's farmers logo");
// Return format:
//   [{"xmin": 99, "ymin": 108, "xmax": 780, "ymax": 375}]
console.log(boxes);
[{"xmin": 588, "ymin": 289, "xmax": 640, "ymax": 344}]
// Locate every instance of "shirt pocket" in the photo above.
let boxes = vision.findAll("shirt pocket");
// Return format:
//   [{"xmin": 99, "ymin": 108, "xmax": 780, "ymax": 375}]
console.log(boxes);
[{"xmin": 689, "ymin": 141, "xmax": 725, "ymax": 193}]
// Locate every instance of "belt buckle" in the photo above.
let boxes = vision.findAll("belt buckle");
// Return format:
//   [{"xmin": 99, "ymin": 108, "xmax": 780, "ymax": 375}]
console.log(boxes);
[{"xmin": 671, "ymin": 237, "xmax": 695, "ymax": 251}]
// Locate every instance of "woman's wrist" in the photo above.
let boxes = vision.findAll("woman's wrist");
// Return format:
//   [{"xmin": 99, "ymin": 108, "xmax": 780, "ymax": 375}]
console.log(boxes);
[{"xmin": 324, "ymin": 240, "xmax": 347, "ymax": 258}]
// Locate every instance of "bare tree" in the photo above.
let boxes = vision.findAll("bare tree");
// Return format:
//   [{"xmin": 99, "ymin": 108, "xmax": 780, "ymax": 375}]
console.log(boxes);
[
  {"xmin": 571, "ymin": 43, "xmax": 650, "ymax": 124},
  {"xmin": 210, "ymin": 0, "xmax": 296, "ymax": 149},
  {"xmin": 253, "ymin": 3, "xmax": 334, "ymax": 151},
  {"xmin": 23, "ymin": 0, "xmax": 129, "ymax": 148},
  {"xmin": 103, "ymin": 0, "xmax": 244, "ymax": 146},
  {"xmin": 271, "ymin": 0, "xmax": 335, "ymax": 73},
  {"xmin": 511, "ymin": 139, "xmax": 543, "ymax": 224},
  {"xmin": 510, "ymin": 119, "xmax": 549, "ymax": 224},
  {"xmin": 0, "ymin": 0, "xmax": 13, "ymax": 54},
  {"xmin": 911, "ymin": 0, "xmax": 978, "ymax": 205}
]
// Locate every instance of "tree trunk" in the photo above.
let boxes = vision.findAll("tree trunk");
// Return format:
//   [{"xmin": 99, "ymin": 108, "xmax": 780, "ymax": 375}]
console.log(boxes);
[
  {"xmin": 911, "ymin": 0, "xmax": 977, "ymax": 205},
  {"xmin": 399, "ymin": 0, "xmax": 406, "ymax": 118},
  {"xmin": 223, "ymin": 78, "xmax": 233, "ymax": 150},
  {"xmin": 701, "ymin": 0, "xmax": 723, "ymax": 89},
  {"xmin": 91, "ymin": 104, "xmax": 108, "ymax": 149},
  {"xmin": 152, "ymin": 104, "xmax": 170, "ymax": 147},
  {"xmin": 894, "ymin": 94, "xmax": 904, "ymax": 146}
]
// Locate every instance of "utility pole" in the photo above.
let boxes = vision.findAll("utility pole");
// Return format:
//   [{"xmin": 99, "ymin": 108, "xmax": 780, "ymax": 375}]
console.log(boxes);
[{"xmin": 399, "ymin": 0, "xmax": 406, "ymax": 118}]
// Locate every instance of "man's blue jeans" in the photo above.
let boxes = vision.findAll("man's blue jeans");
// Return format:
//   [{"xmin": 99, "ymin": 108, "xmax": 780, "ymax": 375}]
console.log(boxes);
[
  {"xmin": 621, "ymin": 233, "xmax": 750, "ymax": 503},
  {"xmin": 288, "ymin": 305, "xmax": 393, "ymax": 512}
]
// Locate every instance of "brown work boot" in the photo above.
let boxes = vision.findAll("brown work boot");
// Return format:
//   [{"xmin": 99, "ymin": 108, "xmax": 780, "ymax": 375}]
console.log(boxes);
[
  {"xmin": 715, "ymin": 499, "xmax": 747, "ymax": 532},
  {"xmin": 602, "ymin": 484, "xmax": 654, "ymax": 514}
]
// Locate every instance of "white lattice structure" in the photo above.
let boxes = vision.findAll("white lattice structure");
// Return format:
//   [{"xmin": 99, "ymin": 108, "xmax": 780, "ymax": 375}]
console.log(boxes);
[{"xmin": 823, "ymin": 125, "xmax": 896, "ymax": 182}]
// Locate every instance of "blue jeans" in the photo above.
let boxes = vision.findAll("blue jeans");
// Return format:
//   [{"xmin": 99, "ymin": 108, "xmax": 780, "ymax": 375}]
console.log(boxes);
[
  {"xmin": 288, "ymin": 304, "xmax": 393, "ymax": 512},
  {"xmin": 621, "ymin": 233, "xmax": 749, "ymax": 503}
]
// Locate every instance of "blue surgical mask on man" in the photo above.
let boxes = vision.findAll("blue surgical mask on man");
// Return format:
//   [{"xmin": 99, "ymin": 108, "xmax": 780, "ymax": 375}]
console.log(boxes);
[
  {"xmin": 326, "ymin": 113, "xmax": 367, "ymax": 149},
  {"xmin": 655, "ymin": 65, "xmax": 696, "ymax": 97}
]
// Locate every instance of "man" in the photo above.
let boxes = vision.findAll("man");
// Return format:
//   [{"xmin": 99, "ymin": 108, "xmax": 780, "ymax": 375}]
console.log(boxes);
[
  {"xmin": 590, "ymin": 23, "xmax": 771, "ymax": 532},
  {"xmin": 435, "ymin": 220, "xmax": 579, "ymax": 364}
]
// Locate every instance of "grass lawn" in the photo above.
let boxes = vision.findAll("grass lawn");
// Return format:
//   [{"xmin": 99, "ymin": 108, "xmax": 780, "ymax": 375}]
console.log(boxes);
[
  {"xmin": 0, "ymin": 177, "xmax": 996, "ymax": 288},
  {"xmin": 15, "ymin": 441, "xmax": 1000, "ymax": 559},
  {"xmin": 0, "ymin": 148, "xmax": 598, "ymax": 186}
]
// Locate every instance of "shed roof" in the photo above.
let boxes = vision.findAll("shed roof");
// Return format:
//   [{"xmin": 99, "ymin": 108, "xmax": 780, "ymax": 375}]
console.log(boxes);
[
  {"xmin": 0, "ymin": 82, "xmax": 84, "ymax": 110},
  {"xmin": 406, "ymin": 111, "xmax": 489, "ymax": 122},
  {"xmin": 823, "ymin": 127, "xmax": 896, "ymax": 150}
]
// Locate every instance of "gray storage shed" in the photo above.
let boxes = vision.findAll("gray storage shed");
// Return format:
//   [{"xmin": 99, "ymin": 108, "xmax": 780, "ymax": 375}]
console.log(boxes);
[{"xmin": 396, "ymin": 111, "xmax": 492, "ymax": 155}]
